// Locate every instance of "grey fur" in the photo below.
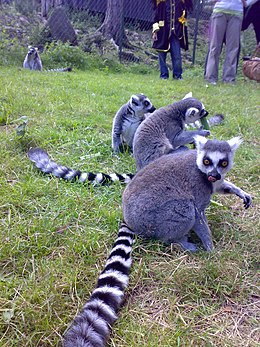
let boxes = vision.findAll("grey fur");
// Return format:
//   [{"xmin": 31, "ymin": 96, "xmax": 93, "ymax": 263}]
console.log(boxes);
[
  {"xmin": 123, "ymin": 136, "xmax": 252, "ymax": 252},
  {"xmin": 133, "ymin": 97, "xmax": 211, "ymax": 171},
  {"xmin": 63, "ymin": 222, "xmax": 135, "ymax": 347},
  {"xmin": 23, "ymin": 46, "xmax": 42, "ymax": 71},
  {"xmin": 112, "ymin": 93, "xmax": 156, "ymax": 153}
]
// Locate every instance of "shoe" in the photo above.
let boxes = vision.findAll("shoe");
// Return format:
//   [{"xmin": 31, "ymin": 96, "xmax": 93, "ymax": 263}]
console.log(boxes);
[
  {"xmin": 160, "ymin": 76, "xmax": 169, "ymax": 80},
  {"xmin": 223, "ymin": 80, "xmax": 236, "ymax": 85},
  {"xmin": 205, "ymin": 79, "xmax": 217, "ymax": 85}
]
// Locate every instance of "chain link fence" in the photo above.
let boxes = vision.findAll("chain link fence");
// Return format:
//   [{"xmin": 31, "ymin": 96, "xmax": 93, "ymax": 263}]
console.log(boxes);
[{"xmin": 0, "ymin": 0, "xmax": 256, "ymax": 67}]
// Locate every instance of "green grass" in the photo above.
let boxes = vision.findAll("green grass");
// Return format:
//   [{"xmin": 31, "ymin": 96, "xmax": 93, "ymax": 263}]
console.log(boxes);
[{"xmin": 0, "ymin": 65, "xmax": 259, "ymax": 347}]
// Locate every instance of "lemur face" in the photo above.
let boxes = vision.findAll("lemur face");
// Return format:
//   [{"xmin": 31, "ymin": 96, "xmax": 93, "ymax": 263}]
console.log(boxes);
[
  {"xmin": 194, "ymin": 135, "xmax": 242, "ymax": 182},
  {"xmin": 131, "ymin": 94, "xmax": 156, "ymax": 116},
  {"xmin": 185, "ymin": 102, "xmax": 208, "ymax": 124},
  {"xmin": 199, "ymin": 151, "xmax": 230, "ymax": 182},
  {"xmin": 27, "ymin": 46, "xmax": 38, "ymax": 57}
]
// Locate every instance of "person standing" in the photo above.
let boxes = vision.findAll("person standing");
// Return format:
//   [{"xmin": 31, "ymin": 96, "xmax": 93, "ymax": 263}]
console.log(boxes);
[
  {"xmin": 152, "ymin": 0, "xmax": 193, "ymax": 80},
  {"xmin": 242, "ymin": 0, "xmax": 260, "ymax": 45},
  {"xmin": 205, "ymin": 0, "xmax": 247, "ymax": 85}
]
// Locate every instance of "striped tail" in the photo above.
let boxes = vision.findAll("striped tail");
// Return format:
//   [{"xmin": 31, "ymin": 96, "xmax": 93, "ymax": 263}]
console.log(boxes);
[
  {"xmin": 207, "ymin": 113, "xmax": 224, "ymax": 127},
  {"xmin": 46, "ymin": 67, "xmax": 72, "ymax": 72},
  {"xmin": 28, "ymin": 148, "xmax": 134, "ymax": 185},
  {"xmin": 187, "ymin": 114, "xmax": 224, "ymax": 130},
  {"xmin": 63, "ymin": 222, "xmax": 135, "ymax": 347}
]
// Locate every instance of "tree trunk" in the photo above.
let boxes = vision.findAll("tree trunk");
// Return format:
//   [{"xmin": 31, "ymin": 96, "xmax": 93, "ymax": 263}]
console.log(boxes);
[
  {"xmin": 98, "ymin": 0, "xmax": 130, "ymax": 48},
  {"xmin": 41, "ymin": 0, "xmax": 64, "ymax": 17}
]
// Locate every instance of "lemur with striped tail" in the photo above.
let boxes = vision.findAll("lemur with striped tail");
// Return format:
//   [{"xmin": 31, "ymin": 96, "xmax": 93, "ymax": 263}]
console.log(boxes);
[
  {"xmin": 62, "ymin": 136, "xmax": 252, "ymax": 346},
  {"xmin": 133, "ymin": 97, "xmax": 211, "ymax": 171},
  {"xmin": 124, "ymin": 135, "xmax": 252, "ymax": 251},
  {"xmin": 111, "ymin": 93, "xmax": 156, "ymax": 153},
  {"xmin": 23, "ymin": 46, "xmax": 72, "ymax": 72}
]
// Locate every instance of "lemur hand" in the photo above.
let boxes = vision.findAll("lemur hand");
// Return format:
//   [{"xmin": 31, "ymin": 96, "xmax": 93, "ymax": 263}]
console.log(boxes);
[
  {"xmin": 199, "ymin": 130, "xmax": 211, "ymax": 137},
  {"xmin": 242, "ymin": 193, "xmax": 252, "ymax": 209}
]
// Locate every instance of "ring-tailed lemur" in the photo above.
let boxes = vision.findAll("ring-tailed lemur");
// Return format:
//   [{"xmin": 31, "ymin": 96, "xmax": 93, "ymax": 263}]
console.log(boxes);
[
  {"xmin": 124, "ymin": 135, "xmax": 252, "ymax": 251},
  {"xmin": 111, "ymin": 93, "xmax": 223, "ymax": 154},
  {"xmin": 28, "ymin": 147, "xmax": 134, "ymax": 185},
  {"xmin": 23, "ymin": 46, "xmax": 72, "ymax": 72},
  {"xmin": 133, "ymin": 97, "xmax": 211, "ymax": 171},
  {"xmin": 23, "ymin": 46, "xmax": 42, "ymax": 71},
  {"xmin": 63, "ymin": 136, "xmax": 252, "ymax": 346},
  {"xmin": 111, "ymin": 94, "xmax": 156, "ymax": 153}
]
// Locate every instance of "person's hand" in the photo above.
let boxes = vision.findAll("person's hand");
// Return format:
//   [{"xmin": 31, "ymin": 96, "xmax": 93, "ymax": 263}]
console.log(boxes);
[{"xmin": 152, "ymin": 32, "xmax": 158, "ymax": 41}]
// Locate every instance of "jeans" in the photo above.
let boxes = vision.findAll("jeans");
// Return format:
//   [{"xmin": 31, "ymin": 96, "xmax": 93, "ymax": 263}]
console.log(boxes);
[{"xmin": 158, "ymin": 33, "xmax": 182, "ymax": 79}]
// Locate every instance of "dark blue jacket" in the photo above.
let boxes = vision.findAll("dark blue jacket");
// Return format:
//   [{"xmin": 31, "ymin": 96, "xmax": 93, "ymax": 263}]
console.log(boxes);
[{"xmin": 152, "ymin": 0, "xmax": 193, "ymax": 51}]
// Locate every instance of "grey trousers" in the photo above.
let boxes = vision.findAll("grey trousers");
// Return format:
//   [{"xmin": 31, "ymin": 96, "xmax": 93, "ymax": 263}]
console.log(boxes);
[{"xmin": 205, "ymin": 12, "xmax": 242, "ymax": 83}]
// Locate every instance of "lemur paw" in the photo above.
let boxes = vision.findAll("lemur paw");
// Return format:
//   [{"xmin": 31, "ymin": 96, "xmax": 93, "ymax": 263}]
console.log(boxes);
[
  {"xmin": 200, "ymin": 130, "xmax": 211, "ymax": 137},
  {"xmin": 204, "ymin": 242, "xmax": 214, "ymax": 252},
  {"xmin": 243, "ymin": 193, "xmax": 252, "ymax": 209}
]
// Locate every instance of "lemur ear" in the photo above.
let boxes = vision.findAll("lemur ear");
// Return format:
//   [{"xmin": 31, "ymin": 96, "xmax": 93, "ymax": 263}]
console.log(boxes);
[
  {"xmin": 182, "ymin": 92, "xmax": 192, "ymax": 99},
  {"xmin": 193, "ymin": 135, "xmax": 208, "ymax": 150},
  {"xmin": 131, "ymin": 95, "xmax": 139, "ymax": 105},
  {"xmin": 227, "ymin": 137, "xmax": 243, "ymax": 151}
]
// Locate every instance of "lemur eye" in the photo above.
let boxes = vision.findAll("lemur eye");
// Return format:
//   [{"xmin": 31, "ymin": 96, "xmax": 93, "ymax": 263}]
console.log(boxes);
[
  {"xmin": 144, "ymin": 101, "xmax": 149, "ymax": 107},
  {"xmin": 203, "ymin": 158, "xmax": 211, "ymax": 166},
  {"xmin": 221, "ymin": 160, "xmax": 228, "ymax": 167}
]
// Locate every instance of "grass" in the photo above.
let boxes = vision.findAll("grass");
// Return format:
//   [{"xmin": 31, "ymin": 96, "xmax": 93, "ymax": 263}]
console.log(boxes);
[{"xmin": 0, "ymin": 64, "xmax": 259, "ymax": 347}]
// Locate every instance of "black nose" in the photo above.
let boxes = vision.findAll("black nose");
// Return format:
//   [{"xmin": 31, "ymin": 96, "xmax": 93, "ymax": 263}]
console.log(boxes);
[
  {"xmin": 208, "ymin": 172, "xmax": 221, "ymax": 181},
  {"xmin": 149, "ymin": 106, "xmax": 156, "ymax": 113},
  {"xmin": 201, "ymin": 110, "xmax": 209, "ymax": 117}
]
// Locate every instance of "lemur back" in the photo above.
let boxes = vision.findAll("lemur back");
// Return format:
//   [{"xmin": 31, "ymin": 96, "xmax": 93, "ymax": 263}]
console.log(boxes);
[
  {"xmin": 133, "ymin": 97, "xmax": 211, "ymax": 171},
  {"xmin": 112, "ymin": 94, "xmax": 156, "ymax": 153},
  {"xmin": 23, "ymin": 46, "xmax": 72, "ymax": 72},
  {"xmin": 63, "ymin": 136, "xmax": 251, "ymax": 346}
]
